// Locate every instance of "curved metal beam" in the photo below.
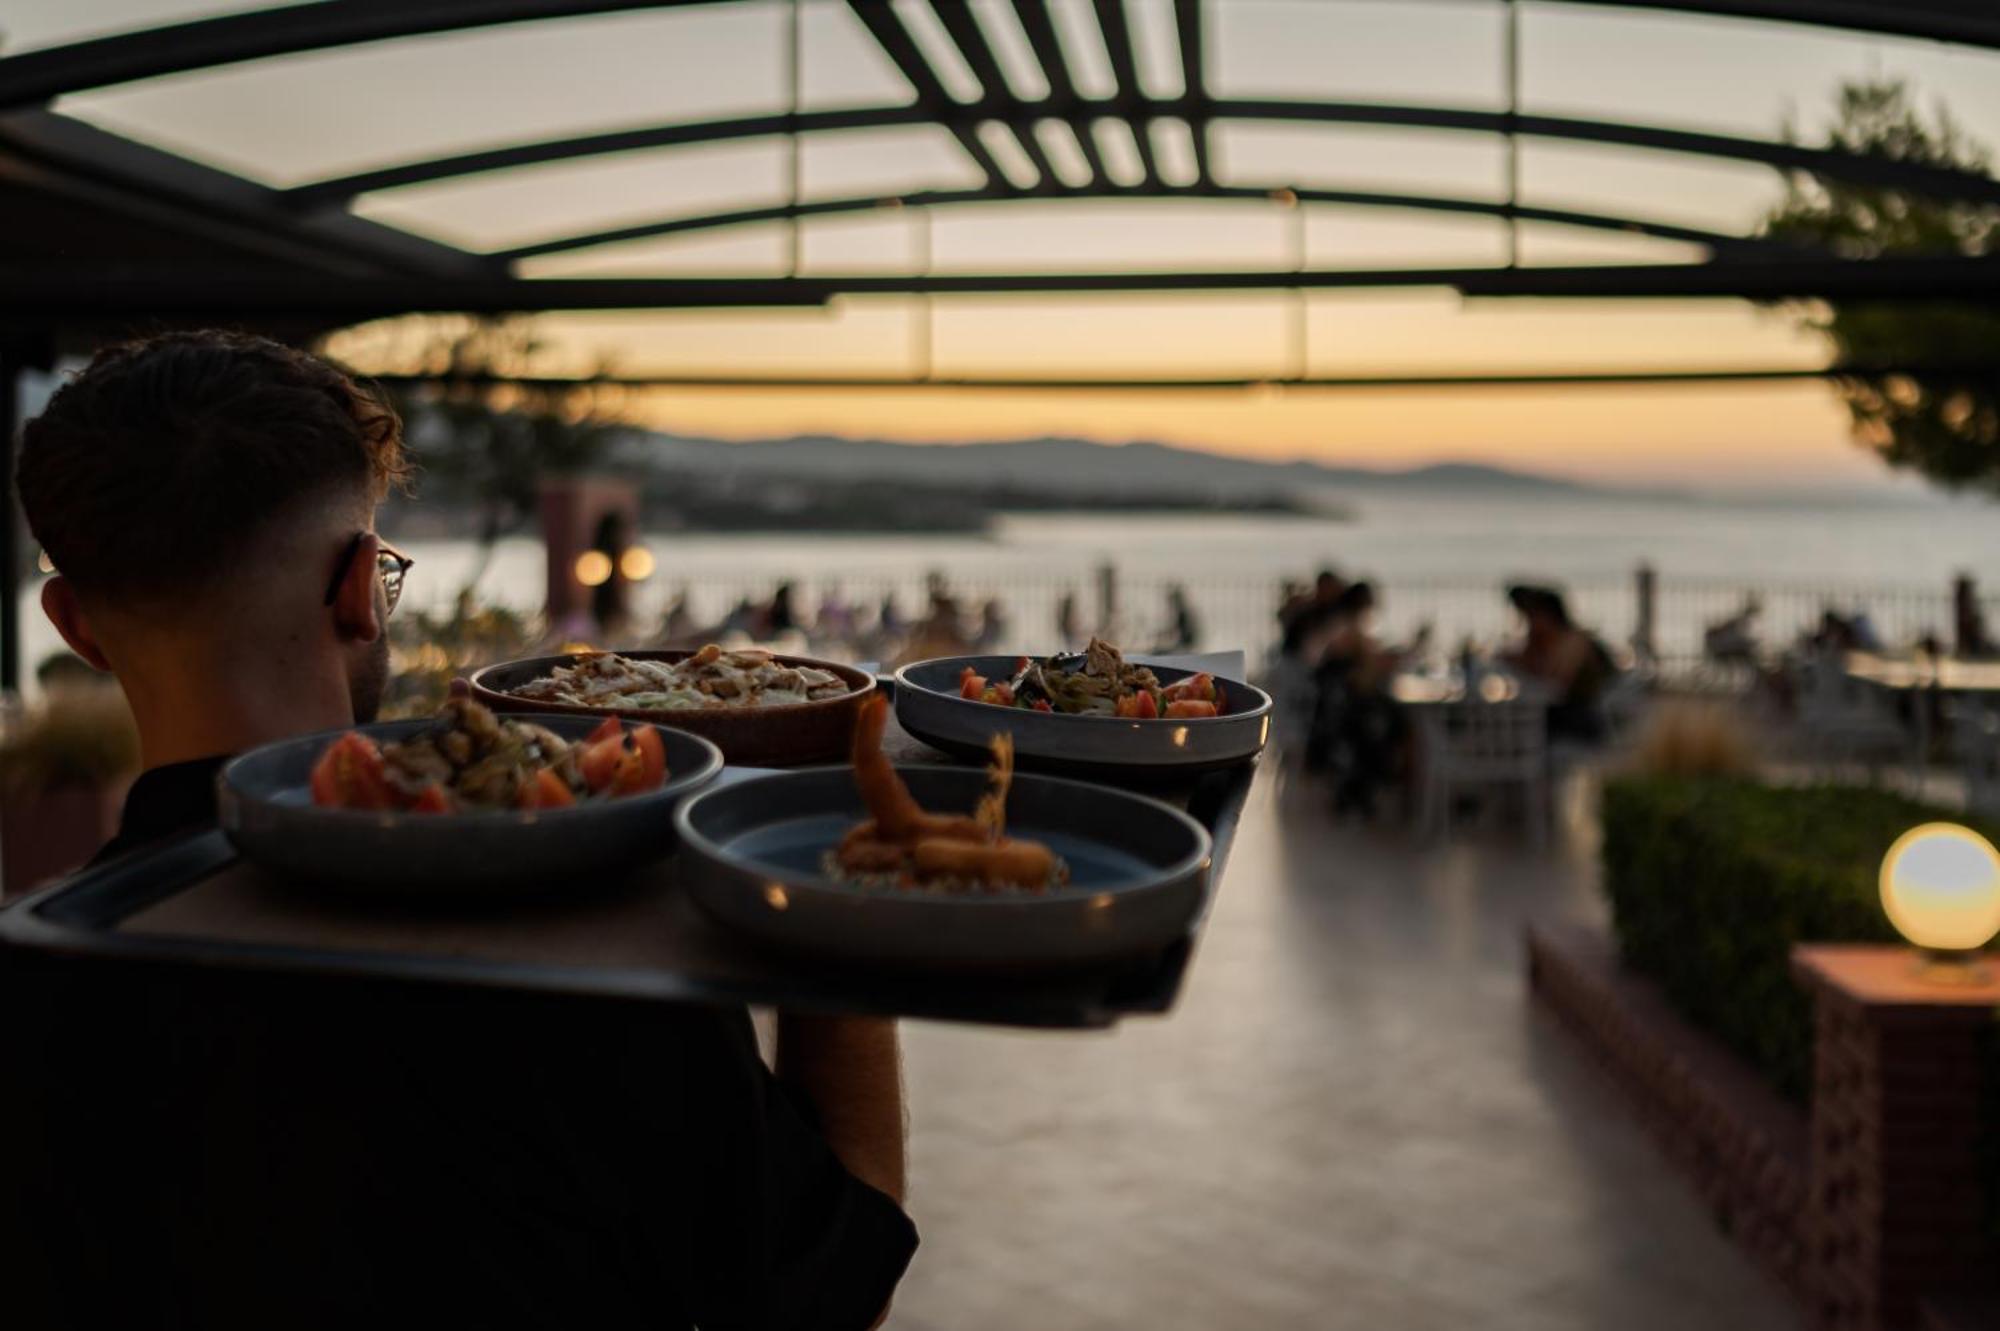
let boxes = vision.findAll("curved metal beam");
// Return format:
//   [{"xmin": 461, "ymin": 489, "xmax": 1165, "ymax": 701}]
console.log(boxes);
[
  {"xmin": 0, "ymin": 2, "xmax": 726, "ymax": 112},
  {"xmin": 1210, "ymin": 98, "xmax": 2000, "ymax": 206},
  {"xmin": 1551, "ymin": 0, "xmax": 2000, "ymax": 48},
  {"xmin": 8, "ymin": 256, "xmax": 2000, "ymax": 319},
  {"xmin": 502, "ymin": 189, "xmax": 995, "ymax": 261},
  {"xmin": 1, "ymin": 108, "xmax": 492, "ymax": 277},
  {"xmin": 497, "ymin": 182, "xmax": 1793, "ymax": 264},
  {"xmin": 362, "ymin": 363, "xmax": 2000, "ymax": 392},
  {"xmin": 1279, "ymin": 187, "xmax": 1780, "ymax": 254},
  {"xmin": 6, "ymin": 0, "xmax": 2000, "ymax": 119},
  {"xmin": 283, "ymin": 96, "xmax": 2000, "ymax": 216},
  {"xmin": 283, "ymin": 105, "xmax": 939, "ymax": 209}
]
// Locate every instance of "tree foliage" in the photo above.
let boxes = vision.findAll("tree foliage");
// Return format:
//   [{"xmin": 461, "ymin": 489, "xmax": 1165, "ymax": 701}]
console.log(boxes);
[
  {"xmin": 1764, "ymin": 80, "xmax": 2000, "ymax": 493},
  {"xmin": 360, "ymin": 318, "xmax": 631, "ymax": 592}
]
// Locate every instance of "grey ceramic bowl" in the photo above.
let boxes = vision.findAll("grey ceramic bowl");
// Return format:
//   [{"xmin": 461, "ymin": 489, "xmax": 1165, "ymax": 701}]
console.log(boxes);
[
  {"xmin": 894, "ymin": 655, "xmax": 1273, "ymax": 778},
  {"xmin": 675, "ymin": 765, "xmax": 1213, "ymax": 968},
  {"xmin": 219, "ymin": 714, "xmax": 723, "ymax": 898}
]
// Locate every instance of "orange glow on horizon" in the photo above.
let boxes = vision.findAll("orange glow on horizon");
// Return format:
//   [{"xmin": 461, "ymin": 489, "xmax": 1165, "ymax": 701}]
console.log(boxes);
[{"xmin": 327, "ymin": 299, "xmax": 1876, "ymax": 490}]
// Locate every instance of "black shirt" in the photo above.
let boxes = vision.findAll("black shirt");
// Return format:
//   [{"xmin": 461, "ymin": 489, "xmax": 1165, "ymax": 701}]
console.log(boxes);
[
  {"xmin": 5, "ymin": 758, "xmax": 916, "ymax": 1330},
  {"xmin": 90, "ymin": 755, "xmax": 231, "ymax": 865}
]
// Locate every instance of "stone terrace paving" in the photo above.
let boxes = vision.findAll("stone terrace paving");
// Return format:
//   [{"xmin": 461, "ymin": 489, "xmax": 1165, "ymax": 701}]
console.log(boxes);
[{"xmin": 889, "ymin": 771, "xmax": 1796, "ymax": 1330}]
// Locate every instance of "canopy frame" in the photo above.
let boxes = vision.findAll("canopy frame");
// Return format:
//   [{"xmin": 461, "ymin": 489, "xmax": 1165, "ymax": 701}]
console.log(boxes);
[{"xmin": 9, "ymin": 0, "xmax": 2000, "ymax": 692}]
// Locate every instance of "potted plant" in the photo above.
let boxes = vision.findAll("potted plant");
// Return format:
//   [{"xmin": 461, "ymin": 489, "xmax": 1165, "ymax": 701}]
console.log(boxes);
[{"xmin": 0, "ymin": 681, "xmax": 140, "ymax": 897}]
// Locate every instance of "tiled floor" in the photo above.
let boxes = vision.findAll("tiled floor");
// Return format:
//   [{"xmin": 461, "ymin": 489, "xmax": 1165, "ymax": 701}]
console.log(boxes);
[{"xmin": 888, "ymin": 769, "xmax": 1798, "ymax": 1329}]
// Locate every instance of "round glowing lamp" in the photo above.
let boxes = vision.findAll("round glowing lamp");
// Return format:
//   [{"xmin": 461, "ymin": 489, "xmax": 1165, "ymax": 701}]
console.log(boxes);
[
  {"xmin": 1879, "ymin": 822, "xmax": 2000, "ymax": 983},
  {"xmin": 619, "ymin": 546, "xmax": 656, "ymax": 581},
  {"xmin": 573, "ymin": 550, "xmax": 613, "ymax": 588}
]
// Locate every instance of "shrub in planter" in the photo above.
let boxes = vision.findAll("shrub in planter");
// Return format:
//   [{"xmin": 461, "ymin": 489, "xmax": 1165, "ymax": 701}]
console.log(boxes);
[
  {"xmin": 1603, "ymin": 776, "xmax": 2000, "ymax": 1252},
  {"xmin": 1600, "ymin": 777, "xmax": 1994, "ymax": 1101}
]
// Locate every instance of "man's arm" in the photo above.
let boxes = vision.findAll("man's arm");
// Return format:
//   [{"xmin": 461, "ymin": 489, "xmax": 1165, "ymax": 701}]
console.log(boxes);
[{"xmin": 774, "ymin": 1014, "xmax": 907, "ymax": 1206}]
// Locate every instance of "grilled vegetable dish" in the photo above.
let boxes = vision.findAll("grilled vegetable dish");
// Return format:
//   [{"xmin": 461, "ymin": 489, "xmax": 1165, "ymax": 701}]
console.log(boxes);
[
  {"xmin": 958, "ymin": 637, "xmax": 1225, "ymax": 719},
  {"xmin": 827, "ymin": 695, "xmax": 1068, "ymax": 894},
  {"xmin": 510, "ymin": 644, "xmax": 849, "ymax": 711},
  {"xmin": 310, "ymin": 699, "xmax": 667, "ymax": 814}
]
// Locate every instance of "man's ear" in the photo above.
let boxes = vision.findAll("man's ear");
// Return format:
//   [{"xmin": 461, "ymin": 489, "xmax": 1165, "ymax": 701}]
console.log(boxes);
[
  {"xmin": 41, "ymin": 577, "xmax": 113, "ymax": 672},
  {"xmin": 330, "ymin": 532, "xmax": 385, "ymax": 644}
]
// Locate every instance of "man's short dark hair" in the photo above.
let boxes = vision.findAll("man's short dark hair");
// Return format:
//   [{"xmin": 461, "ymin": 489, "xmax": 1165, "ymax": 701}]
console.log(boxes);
[{"xmin": 16, "ymin": 329, "xmax": 407, "ymax": 600}]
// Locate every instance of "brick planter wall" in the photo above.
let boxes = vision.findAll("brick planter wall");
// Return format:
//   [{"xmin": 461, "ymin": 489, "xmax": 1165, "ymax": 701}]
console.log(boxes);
[
  {"xmin": 1527, "ymin": 922, "xmax": 1810, "ymax": 1298},
  {"xmin": 1793, "ymin": 949, "xmax": 2000, "ymax": 1331}
]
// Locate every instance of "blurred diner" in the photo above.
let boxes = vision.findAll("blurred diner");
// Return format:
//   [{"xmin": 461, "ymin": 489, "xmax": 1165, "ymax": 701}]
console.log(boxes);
[
  {"xmin": 1155, "ymin": 583, "xmax": 1201, "ymax": 654},
  {"xmin": 1500, "ymin": 583, "xmax": 1619, "ymax": 743},
  {"xmin": 1301, "ymin": 582, "xmax": 1426, "ymax": 814}
]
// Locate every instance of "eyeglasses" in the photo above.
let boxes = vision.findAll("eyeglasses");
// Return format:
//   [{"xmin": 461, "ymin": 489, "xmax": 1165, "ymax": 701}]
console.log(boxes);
[{"xmin": 323, "ymin": 533, "xmax": 415, "ymax": 616}]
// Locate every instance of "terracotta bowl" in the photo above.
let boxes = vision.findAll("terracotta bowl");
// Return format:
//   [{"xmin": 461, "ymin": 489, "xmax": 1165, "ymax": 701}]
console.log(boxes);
[{"xmin": 468, "ymin": 649, "xmax": 877, "ymax": 767}]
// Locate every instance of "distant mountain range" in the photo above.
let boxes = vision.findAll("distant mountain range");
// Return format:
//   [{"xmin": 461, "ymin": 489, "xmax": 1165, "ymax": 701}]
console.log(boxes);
[{"xmin": 621, "ymin": 431, "xmax": 1603, "ymax": 503}]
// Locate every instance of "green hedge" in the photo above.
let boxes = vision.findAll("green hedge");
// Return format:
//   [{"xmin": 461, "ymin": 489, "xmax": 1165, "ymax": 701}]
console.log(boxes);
[
  {"xmin": 1600, "ymin": 777, "xmax": 1997, "ymax": 1102},
  {"xmin": 1602, "ymin": 776, "xmax": 2000, "ymax": 1251}
]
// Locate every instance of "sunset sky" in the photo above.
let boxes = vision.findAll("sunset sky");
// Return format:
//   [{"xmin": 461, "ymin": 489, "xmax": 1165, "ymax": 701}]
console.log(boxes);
[{"xmin": 13, "ymin": 0, "xmax": 2000, "ymax": 490}]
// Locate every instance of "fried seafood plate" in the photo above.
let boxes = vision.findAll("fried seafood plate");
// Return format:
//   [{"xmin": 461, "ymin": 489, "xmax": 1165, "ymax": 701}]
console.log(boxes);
[{"xmin": 826, "ymin": 696, "xmax": 1069, "ymax": 894}]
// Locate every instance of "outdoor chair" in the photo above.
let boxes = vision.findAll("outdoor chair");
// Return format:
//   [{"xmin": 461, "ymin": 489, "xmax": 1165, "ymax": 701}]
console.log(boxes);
[
  {"xmin": 1597, "ymin": 669, "xmax": 1654, "ymax": 745},
  {"xmin": 1793, "ymin": 654, "xmax": 1908, "ymax": 782},
  {"xmin": 1416, "ymin": 699, "xmax": 1551, "ymax": 848},
  {"xmin": 1959, "ymin": 703, "xmax": 2000, "ymax": 818},
  {"xmin": 1258, "ymin": 646, "xmax": 1318, "ymax": 764}
]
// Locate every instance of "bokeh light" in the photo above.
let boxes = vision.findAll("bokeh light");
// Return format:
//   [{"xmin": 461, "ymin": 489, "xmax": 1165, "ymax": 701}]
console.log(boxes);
[
  {"xmin": 573, "ymin": 550, "xmax": 613, "ymax": 587},
  {"xmin": 620, "ymin": 546, "xmax": 657, "ymax": 581}
]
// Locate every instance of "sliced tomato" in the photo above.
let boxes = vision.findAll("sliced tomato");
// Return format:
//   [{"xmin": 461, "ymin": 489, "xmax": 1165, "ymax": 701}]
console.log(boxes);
[
  {"xmin": 1115, "ymin": 690, "xmax": 1161, "ymax": 719},
  {"xmin": 586, "ymin": 716, "xmax": 624, "ymax": 747},
  {"xmin": 309, "ymin": 732, "xmax": 396, "ymax": 810},
  {"xmin": 982, "ymin": 682, "xmax": 1015, "ymax": 707},
  {"xmin": 627, "ymin": 725, "xmax": 668, "ymax": 793},
  {"xmin": 1165, "ymin": 699, "xmax": 1218, "ymax": 719},
  {"xmin": 1031, "ymin": 699, "xmax": 1053, "ymax": 713},
  {"xmin": 959, "ymin": 667, "xmax": 987, "ymax": 700},
  {"xmin": 579, "ymin": 736, "xmax": 624, "ymax": 793},
  {"xmin": 518, "ymin": 767, "xmax": 577, "ymax": 810},
  {"xmin": 407, "ymin": 784, "xmax": 455, "ymax": 815},
  {"xmin": 1163, "ymin": 673, "xmax": 1217, "ymax": 704},
  {"xmin": 616, "ymin": 747, "xmax": 647, "ymax": 794}
]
